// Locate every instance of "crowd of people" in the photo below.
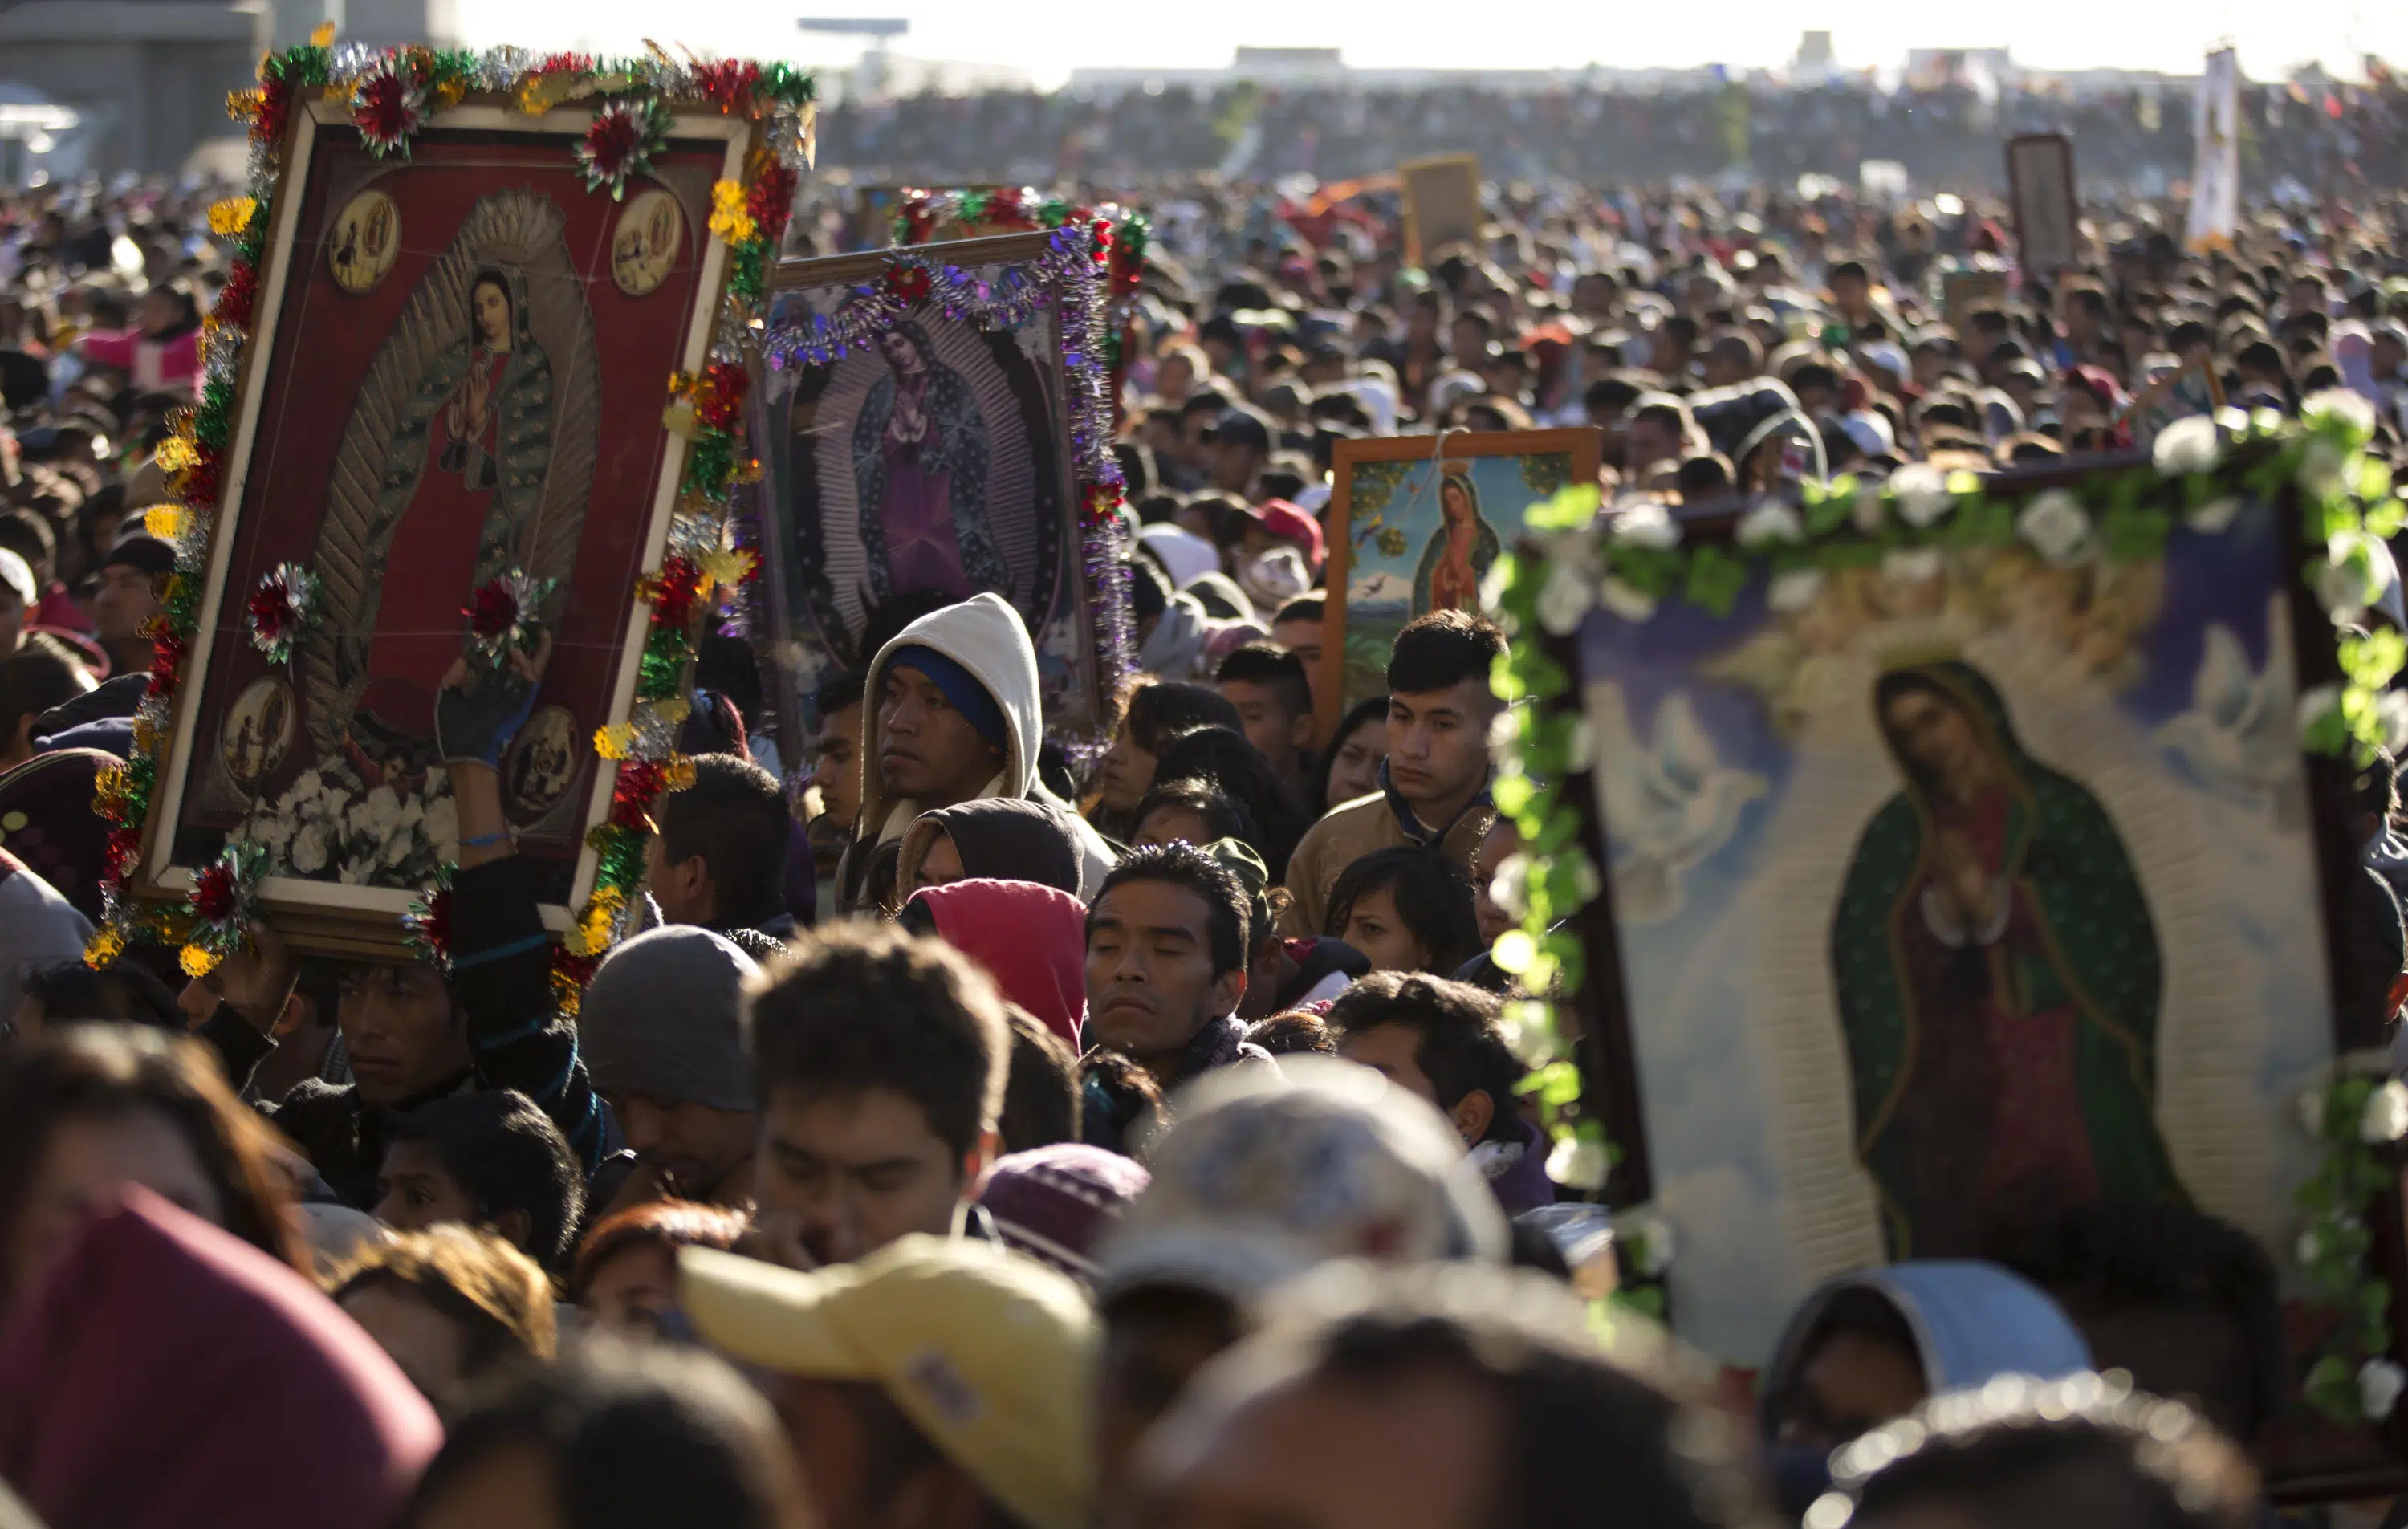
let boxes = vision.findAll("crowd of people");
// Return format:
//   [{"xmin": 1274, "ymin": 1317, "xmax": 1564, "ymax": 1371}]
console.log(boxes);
[
  {"xmin": 819, "ymin": 70, "xmax": 2408, "ymax": 192},
  {"xmin": 0, "ymin": 57, "xmax": 2406, "ymax": 1529}
]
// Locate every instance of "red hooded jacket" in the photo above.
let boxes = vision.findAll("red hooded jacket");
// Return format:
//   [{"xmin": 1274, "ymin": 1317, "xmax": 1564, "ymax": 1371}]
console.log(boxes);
[{"xmin": 906, "ymin": 878, "xmax": 1089, "ymax": 1049}]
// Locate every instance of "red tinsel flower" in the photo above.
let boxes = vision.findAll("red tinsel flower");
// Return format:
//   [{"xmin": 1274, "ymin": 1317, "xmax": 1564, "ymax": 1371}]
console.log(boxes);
[
  {"xmin": 352, "ymin": 69, "xmax": 424, "ymax": 154},
  {"xmin": 254, "ymin": 78, "xmax": 292, "ymax": 148},
  {"xmin": 175, "ymin": 457, "xmax": 222, "ymax": 509},
  {"xmin": 695, "ymin": 59, "xmax": 762, "ymax": 114},
  {"xmin": 647, "ymin": 555, "xmax": 700, "ymax": 630},
  {"xmin": 611, "ymin": 759, "xmax": 668, "ymax": 827},
  {"xmin": 464, "ymin": 579, "xmax": 519, "ymax": 640},
  {"xmin": 534, "ymin": 52, "xmax": 594, "ymax": 75},
  {"xmin": 989, "ymin": 186, "xmax": 1023, "ymax": 224},
  {"xmin": 550, "ymin": 945, "xmax": 600, "ymax": 998},
  {"xmin": 192, "ymin": 861, "xmax": 238, "ymax": 923},
  {"xmin": 695, "ymin": 361, "xmax": 748, "ymax": 432},
  {"xmin": 409, "ymin": 884, "xmax": 452, "ymax": 961},
  {"xmin": 1091, "ymin": 218, "xmax": 1114, "ymax": 265},
  {"xmin": 103, "ymin": 827, "xmax": 144, "ymax": 878},
  {"xmin": 216, "ymin": 261, "xmax": 258, "ymax": 331},
  {"xmin": 747, "ymin": 164, "xmax": 798, "ymax": 244},
  {"xmin": 147, "ymin": 633, "xmax": 189, "ymax": 689},
  {"xmin": 582, "ymin": 109, "xmax": 641, "ymax": 183},
  {"xmin": 246, "ymin": 581, "xmax": 296, "ymax": 639},
  {"xmin": 885, "ymin": 263, "xmax": 931, "ymax": 303}
]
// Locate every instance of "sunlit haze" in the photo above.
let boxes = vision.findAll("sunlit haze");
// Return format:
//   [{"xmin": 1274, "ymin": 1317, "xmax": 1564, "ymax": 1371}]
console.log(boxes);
[{"xmin": 449, "ymin": 0, "xmax": 2403, "ymax": 89}]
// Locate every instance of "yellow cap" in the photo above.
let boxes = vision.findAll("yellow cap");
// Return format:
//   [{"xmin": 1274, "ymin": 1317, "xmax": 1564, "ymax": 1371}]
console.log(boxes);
[{"xmin": 681, "ymin": 1236, "xmax": 1096, "ymax": 1529}]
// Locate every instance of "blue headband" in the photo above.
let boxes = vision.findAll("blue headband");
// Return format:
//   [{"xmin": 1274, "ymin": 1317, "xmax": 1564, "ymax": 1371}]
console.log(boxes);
[{"xmin": 887, "ymin": 645, "xmax": 1008, "ymax": 752}]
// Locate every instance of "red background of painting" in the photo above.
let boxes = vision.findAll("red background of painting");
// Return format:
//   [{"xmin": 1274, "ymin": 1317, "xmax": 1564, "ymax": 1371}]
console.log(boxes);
[{"xmin": 181, "ymin": 128, "xmax": 726, "ymax": 864}]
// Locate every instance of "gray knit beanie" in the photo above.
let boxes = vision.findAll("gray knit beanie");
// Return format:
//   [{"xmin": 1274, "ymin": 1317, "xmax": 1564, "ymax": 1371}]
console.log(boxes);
[{"xmin": 578, "ymin": 925, "xmax": 760, "ymax": 1112}]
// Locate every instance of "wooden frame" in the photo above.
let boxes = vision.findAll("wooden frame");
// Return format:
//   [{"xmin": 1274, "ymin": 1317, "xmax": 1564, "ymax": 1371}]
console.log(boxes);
[
  {"xmin": 138, "ymin": 93, "xmax": 756, "ymax": 957},
  {"xmin": 2005, "ymin": 132, "xmax": 2081, "ymax": 274},
  {"xmin": 1318, "ymin": 427, "xmax": 1599, "ymax": 745},
  {"xmin": 1546, "ymin": 458, "xmax": 2407, "ymax": 1499},
  {"xmin": 754, "ymin": 233, "xmax": 1108, "ymax": 752},
  {"xmin": 1398, "ymin": 153, "xmax": 1482, "ymax": 268}
]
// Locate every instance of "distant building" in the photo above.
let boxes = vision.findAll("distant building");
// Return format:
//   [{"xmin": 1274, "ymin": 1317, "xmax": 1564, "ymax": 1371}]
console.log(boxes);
[
  {"xmin": 1068, "ymin": 48, "xmax": 1717, "ymax": 98},
  {"xmin": 0, "ymin": 1, "xmax": 267, "ymax": 177}
]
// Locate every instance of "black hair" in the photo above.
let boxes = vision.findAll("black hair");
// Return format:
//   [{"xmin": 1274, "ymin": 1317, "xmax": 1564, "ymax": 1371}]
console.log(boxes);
[
  {"xmin": 1088, "ymin": 842, "xmax": 1250, "ymax": 978},
  {"xmin": 20, "ymin": 962, "xmax": 179, "ymax": 1031},
  {"xmin": 748, "ymin": 922, "xmax": 1009, "ymax": 1164},
  {"xmin": 1326, "ymin": 972, "xmax": 1519, "ymax": 1143},
  {"xmin": 1244, "ymin": 1010, "xmax": 1337, "ymax": 1057},
  {"xmin": 656, "ymin": 753, "xmax": 791, "ymax": 926},
  {"xmin": 1214, "ymin": 641, "xmax": 1312, "ymax": 721},
  {"xmin": 1314, "ymin": 693, "xmax": 1392, "ymax": 811},
  {"xmin": 998, "ymin": 1007, "xmax": 1079, "ymax": 1155},
  {"xmin": 1126, "ymin": 555, "xmax": 1170, "ymax": 626},
  {"xmin": 1271, "ymin": 593, "xmax": 1324, "ymax": 627},
  {"xmin": 1983, "ymin": 1201, "xmax": 2284, "ymax": 1444},
  {"xmin": 386, "ymin": 1089, "xmax": 586, "ymax": 1273},
  {"xmin": 0, "ymin": 645, "xmax": 91, "ymax": 749},
  {"xmin": 1133, "ymin": 778, "xmax": 1258, "ymax": 852},
  {"xmin": 0, "ymin": 506, "xmax": 56, "ymax": 577},
  {"xmin": 814, "ymin": 668, "xmax": 867, "ymax": 718},
  {"xmin": 1830, "ymin": 258, "xmax": 1870, "ymax": 287},
  {"xmin": 1122, "ymin": 679, "xmax": 1243, "ymax": 756},
  {"xmin": 402, "ymin": 1336, "xmax": 803, "ymax": 1529},
  {"xmin": 1386, "ymin": 608, "xmax": 1507, "ymax": 697},
  {"xmin": 1151, "ymin": 724, "xmax": 1311, "ymax": 881},
  {"xmin": 1322, "ymin": 847, "xmax": 1484, "ymax": 977},
  {"xmin": 1836, "ymin": 1384, "xmax": 2258, "ymax": 1529}
]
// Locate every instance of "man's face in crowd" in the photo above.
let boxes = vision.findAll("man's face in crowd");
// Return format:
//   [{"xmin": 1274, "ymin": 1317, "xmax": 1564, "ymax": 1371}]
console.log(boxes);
[
  {"xmin": 1096, "ymin": 1288, "xmax": 1242, "ymax": 1508},
  {"xmin": 1140, "ymin": 1364, "xmax": 1501, "ymax": 1529},
  {"xmin": 341, "ymin": 1283, "xmax": 479, "ymax": 1418},
  {"xmin": 13, "ymin": 1105, "xmax": 222, "ymax": 1311},
  {"xmin": 372, "ymin": 1140, "xmax": 479, "ymax": 1238},
  {"xmin": 1772, "ymin": 1324, "xmax": 1929, "ymax": 1452},
  {"xmin": 604, "ymin": 1088, "xmax": 757, "ymax": 1202},
  {"xmin": 753, "ymin": 1083, "xmax": 975, "ymax": 1267},
  {"xmin": 1210, "ymin": 439, "xmax": 1262, "ymax": 496},
  {"xmin": 1099, "ymin": 715, "xmax": 1161, "ymax": 815},
  {"xmin": 1386, "ymin": 681, "xmax": 1495, "ymax": 815},
  {"xmin": 810, "ymin": 701, "xmax": 865, "ymax": 832},
  {"xmin": 2375, "ymin": 335, "xmax": 2407, "ymax": 380},
  {"xmin": 1220, "ymin": 678, "xmax": 1308, "ymax": 775},
  {"xmin": 1086, "ymin": 878, "xmax": 1244, "ymax": 1063},
  {"xmin": 338, "ymin": 963, "xmax": 469, "ymax": 1109},
  {"xmin": 0, "ymin": 584, "xmax": 25, "ymax": 658},
  {"xmin": 1270, "ymin": 616, "xmax": 1324, "ymax": 710},
  {"xmin": 92, "ymin": 563, "xmax": 159, "ymax": 645},
  {"xmin": 1623, "ymin": 416, "xmax": 1681, "ymax": 477},
  {"xmin": 1471, "ymin": 816, "xmax": 1521, "ymax": 945},
  {"xmin": 879, "ymin": 664, "xmax": 1000, "ymax": 807},
  {"xmin": 1832, "ymin": 269, "xmax": 1870, "ymax": 317}
]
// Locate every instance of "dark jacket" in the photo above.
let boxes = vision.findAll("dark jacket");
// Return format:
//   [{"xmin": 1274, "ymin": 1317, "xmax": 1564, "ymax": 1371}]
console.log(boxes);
[{"xmin": 201, "ymin": 856, "xmax": 608, "ymax": 1207}]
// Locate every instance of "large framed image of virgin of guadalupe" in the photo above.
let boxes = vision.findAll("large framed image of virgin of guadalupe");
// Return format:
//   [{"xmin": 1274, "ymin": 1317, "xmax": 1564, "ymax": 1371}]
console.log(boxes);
[
  {"xmin": 1536, "ymin": 441, "xmax": 2408, "ymax": 1495},
  {"xmin": 1319, "ymin": 429, "xmax": 1600, "ymax": 743},
  {"xmin": 140, "ymin": 89, "xmax": 761, "ymax": 953},
  {"xmin": 753, "ymin": 231, "xmax": 1130, "ymax": 750}
]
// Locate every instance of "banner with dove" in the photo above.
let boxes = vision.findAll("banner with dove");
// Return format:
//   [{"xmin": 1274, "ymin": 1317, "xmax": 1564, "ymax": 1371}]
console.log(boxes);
[{"xmin": 1568, "ymin": 490, "xmax": 2341, "ymax": 1383}]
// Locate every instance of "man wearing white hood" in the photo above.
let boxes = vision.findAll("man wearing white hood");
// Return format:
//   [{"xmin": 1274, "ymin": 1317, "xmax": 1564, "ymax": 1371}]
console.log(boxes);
[{"xmin": 836, "ymin": 592, "xmax": 1115, "ymax": 913}]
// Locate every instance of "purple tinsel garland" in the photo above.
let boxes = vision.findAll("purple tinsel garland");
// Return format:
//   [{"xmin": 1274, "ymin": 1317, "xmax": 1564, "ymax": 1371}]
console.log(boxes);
[{"xmin": 763, "ymin": 225, "xmax": 1134, "ymax": 750}]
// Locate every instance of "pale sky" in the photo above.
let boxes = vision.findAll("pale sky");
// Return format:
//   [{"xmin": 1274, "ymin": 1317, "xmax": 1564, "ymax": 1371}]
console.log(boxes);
[{"xmin": 449, "ymin": 0, "xmax": 2404, "ymax": 90}]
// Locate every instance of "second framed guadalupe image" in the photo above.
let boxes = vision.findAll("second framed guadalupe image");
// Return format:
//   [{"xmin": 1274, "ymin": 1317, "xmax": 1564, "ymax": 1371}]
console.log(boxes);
[
  {"xmin": 1320, "ymin": 428, "xmax": 1599, "ymax": 743},
  {"xmin": 754, "ymin": 230, "xmax": 1127, "ymax": 749}
]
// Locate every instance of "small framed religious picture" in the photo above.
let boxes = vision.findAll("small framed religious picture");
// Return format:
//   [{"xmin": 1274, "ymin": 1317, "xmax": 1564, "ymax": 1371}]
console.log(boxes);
[
  {"xmin": 1319, "ymin": 429, "xmax": 1599, "ymax": 743},
  {"xmin": 109, "ymin": 45, "xmax": 816, "ymax": 960},
  {"xmin": 1528, "ymin": 439, "xmax": 2408, "ymax": 1496},
  {"xmin": 750, "ymin": 230, "xmax": 1133, "ymax": 754},
  {"xmin": 2006, "ymin": 132, "xmax": 2081, "ymax": 275},
  {"xmin": 1399, "ymin": 153, "xmax": 1483, "ymax": 267}
]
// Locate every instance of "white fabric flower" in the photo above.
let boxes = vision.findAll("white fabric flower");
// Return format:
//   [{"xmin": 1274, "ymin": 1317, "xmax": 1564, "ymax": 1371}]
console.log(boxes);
[
  {"xmin": 1597, "ymin": 577, "xmax": 1658, "ymax": 623},
  {"xmin": 1889, "ymin": 462, "xmax": 1954, "ymax": 528},
  {"xmin": 1547, "ymin": 1133, "xmax": 1611, "ymax": 1193},
  {"xmin": 1617, "ymin": 1211, "xmax": 1675, "ymax": 1276},
  {"xmin": 2319, "ymin": 531, "xmax": 2389, "ymax": 622},
  {"xmin": 2298, "ymin": 683, "xmax": 2342, "ymax": 738},
  {"xmin": 2364, "ymin": 1359, "xmax": 2407, "ymax": 1422},
  {"xmin": 2362, "ymin": 1080, "xmax": 2408, "ymax": 1145},
  {"xmin": 2305, "ymin": 388, "xmax": 2379, "ymax": 444},
  {"xmin": 1536, "ymin": 559, "xmax": 1597, "ymax": 635},
  {"xmin": 2383, "ymin": 691, "xmax": 2408, "ymax": 754},
  {"xmin": 2300, "ymin": 436, "xmax": 2348, "ymax": 494},
  {"xmin": 291, "ymin": 823, "xmax": 329, "ymax": 875},
  {"xmin": 1497, "ymin": 999, "xmax": 1558, "ymax": 1067},
  {"xmin": 1610, "ymin": 502, "xmax": 1679, "ymax": 551},
  {"xmin": 1767, "ymin": 567, "xmax": 1826, "ymax": 613},
  {"xmin": 1561, "ymin": 716, "xmax": 1596, "ymax": 774},
  {"xmin": 2016, "ymin": 490, "xmax": 2093, "ymax": 565},
  {"xmin": 1851, "ymin": 481, "xmax": 1886, "ymax": 534},
  {"xmin": 2151, "ymin": 414, "xmax": 2225, "ymax": 477},
  {"xmin": 1883, "ymin": 547, "xmax": 1943, "ymax": 586},
  {"xmin": 1488, "ymin": 852, "xmax": 1530, "ymax": 920},
  {"xmin": 2186, "ymin": 497, "xmax": 2243, "ymax": 534},
  {"xmin": 1735, "ymin": 500, "xmax": 1803, "ymax": 549},
  {"xmin": 2297, "ymin": 1227, "xmax": 2325, "ymax": 1268}
]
